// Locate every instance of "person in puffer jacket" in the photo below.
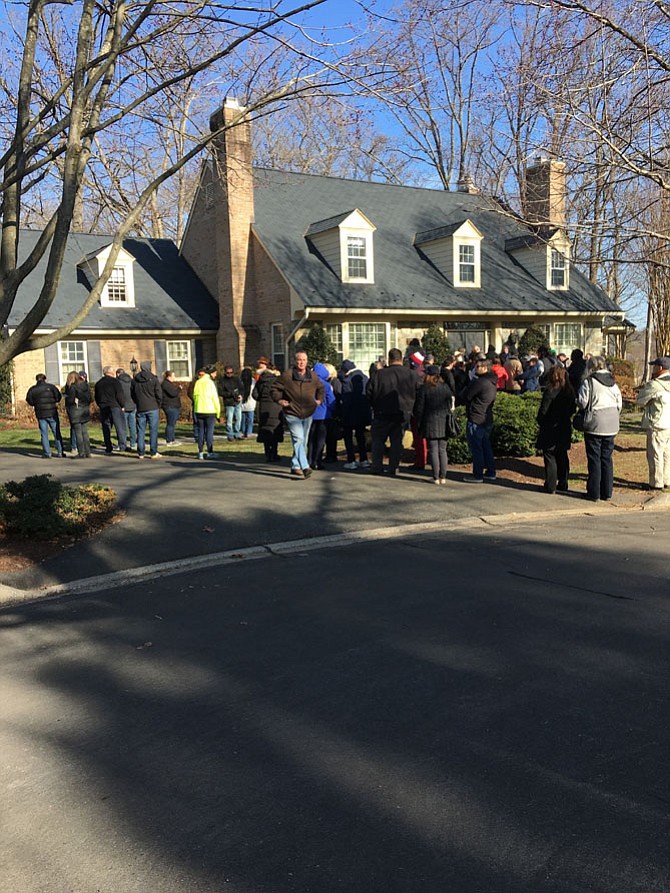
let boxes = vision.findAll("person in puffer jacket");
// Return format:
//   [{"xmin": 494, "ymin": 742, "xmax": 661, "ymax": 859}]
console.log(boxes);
[
  {"xmin": 636, "ymin": 357, "xmax": 670, "ymax": 490},
  {"xmin": 577, "ymin": 356, "xmax": 622, "ymax": 502},
  {"xmin": 307, "ymin": 362, "xmax": 336, "ymax": 469}
]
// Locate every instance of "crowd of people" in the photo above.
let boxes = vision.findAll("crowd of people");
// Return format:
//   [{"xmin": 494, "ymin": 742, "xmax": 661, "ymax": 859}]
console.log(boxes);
[{"xmin": 24, "ymin": 344, "xmax": 670, "ymax": 498}]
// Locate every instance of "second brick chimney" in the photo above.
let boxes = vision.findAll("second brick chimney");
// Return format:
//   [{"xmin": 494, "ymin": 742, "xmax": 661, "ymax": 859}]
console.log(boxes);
[{"xmin": 525, "ymin": 156, "xmax": 566, "ymax": 229}]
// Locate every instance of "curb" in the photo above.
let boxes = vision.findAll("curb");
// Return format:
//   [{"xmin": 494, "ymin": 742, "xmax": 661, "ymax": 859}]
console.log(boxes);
[{"xmin": 1, "ymin": 495, "xmax": 669, "ymax": 609}]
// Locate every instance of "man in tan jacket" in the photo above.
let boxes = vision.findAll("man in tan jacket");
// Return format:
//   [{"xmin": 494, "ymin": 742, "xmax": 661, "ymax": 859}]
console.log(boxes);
[{"xmin": 636, "ymin": 357, "xmax": 670, "ymax": 490}]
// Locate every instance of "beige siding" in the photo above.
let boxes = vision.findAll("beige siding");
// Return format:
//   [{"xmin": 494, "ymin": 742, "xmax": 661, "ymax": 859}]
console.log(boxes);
[
  {"xmin": 420, "ymin": 241, "xmax": 453, "ymax": 280},
  {"xmin": 309, "ymin": 230, "xmax": 341, "ymax": 277},
  {"xmin": 510, "ymin": 245, "xmax": 547, "ymax": 284}
]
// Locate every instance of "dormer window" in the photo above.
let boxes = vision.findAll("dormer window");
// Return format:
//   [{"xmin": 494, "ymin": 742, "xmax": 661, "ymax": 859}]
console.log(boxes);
[
  {"xmin": 80, "ymin": 245, "xmax": 136, "ymax": 308},
  {"xmin": 306, "ymin": 209, "xmax": 375, "ymax": 284},
  {"xmin": 550, "ymin": 248, "xmax": 566, "ymax": 288},
  {"xmin": 459, "ymin": 245, "xmax": 476, "ymax": 283},
  {"xmin": 347, "ymin": 235, "xmax": 368, "ymax": 279},
  {"xmin": 107, "ymin": 266, "xmax": 127, "ymax": 303}
]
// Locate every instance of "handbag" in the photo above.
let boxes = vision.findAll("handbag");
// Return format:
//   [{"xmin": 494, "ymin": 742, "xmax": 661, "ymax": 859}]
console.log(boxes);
[
  {"xmin": 573, "ymin": 379, "xmax": 595, "ymax": 432},
  {"xmin": 445, "ymin": 412, "xmax": 461, "ymax": 439}
]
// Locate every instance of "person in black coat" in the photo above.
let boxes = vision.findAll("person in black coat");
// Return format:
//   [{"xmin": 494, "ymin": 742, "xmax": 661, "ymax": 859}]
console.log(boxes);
[
  {"xmin": 252, "ymin": 359, "xmax": 284, "ymax": 462},
  {"xmin": 26, "ymin": 373, "xmax": 65, "ymax": 458},
  {"xmin": 65, "ymin": 372, "xmax": 92, "ymax": 458},
  {"xmin": 414, "ymin": 365, "xmax": 454, "ymax": 484},
  {"xmin": 339, "ymin": 359, "xmax": 372, "ymax": 468},
  {"xmin": 459, "ymin": 359, "xmax": 498, "ymax": 482},
  {"xmin": 536, "ymin": 364, "xmax": 575, "ymax": 493}
]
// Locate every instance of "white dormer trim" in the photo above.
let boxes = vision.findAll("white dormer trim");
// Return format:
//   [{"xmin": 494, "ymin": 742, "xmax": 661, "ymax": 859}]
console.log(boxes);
[
  {"xmin": 82, "ymin": 245, "xmax": 136, "ymax": 307},
  {"xmin": 452, "ymin": 220, "xmax": 482, "ymax": 288},
  {"xmin": 306, "ymin": 208, "xmax": 376, "ymax": 284},
  {"xmin": 547, "ymin": 237, "xmax": 570, "ymax": 291}
]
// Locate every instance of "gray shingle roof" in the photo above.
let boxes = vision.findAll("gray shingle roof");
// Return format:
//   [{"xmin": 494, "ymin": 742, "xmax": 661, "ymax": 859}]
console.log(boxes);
[
  {"xmin": 252, "ymin": 168, "xmax": 619, "ymax": 316},
  {"xmin": 9, "ymin": 230, "xmax": 218, "ymax": 331}
]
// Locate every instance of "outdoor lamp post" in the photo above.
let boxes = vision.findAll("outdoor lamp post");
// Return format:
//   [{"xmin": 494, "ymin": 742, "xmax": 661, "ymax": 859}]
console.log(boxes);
[{"xmin": 130, "ymin": 356, "xmax": 138, "ymax": 374}]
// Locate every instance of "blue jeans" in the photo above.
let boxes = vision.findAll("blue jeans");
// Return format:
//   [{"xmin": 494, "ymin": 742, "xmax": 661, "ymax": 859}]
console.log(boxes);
[
  {"xmin": 137, "ymin": 409, "xmax": 159, "ymax": 456},
  {"xmin": 241, "ymin": 410, "xmax": 254, "ymax": 436},
  {"xmin": 194, "ymin": 413, "xmax": 216, "ymax": 453},
  {"xmin": 466, "ymin": 420, "xmax": 495, "ymax": 479},
  {"xmin": 124, "ymin": 409, "xmax": 137, "ymax": 449},
  {"xmin": 164, "ymin": 407, "xmax": 180, "ymax": 443},
  {"xmin": 286, "ymin": 414, "xmax": 313, "ymax": 470},
  {"xmin": 38, "ymin": 416, "xmax": 64, "ymax": 457},
  {"xmin": 225, "ymin": 403, "xmax": 242, "ymax": 438},
  {"xmin": 584, "ymin": 434, "xmax": 615, "ymax": 500},
  {"xmin": 101, "ymin": 405, "xmax": 127, "ymax": 451}
]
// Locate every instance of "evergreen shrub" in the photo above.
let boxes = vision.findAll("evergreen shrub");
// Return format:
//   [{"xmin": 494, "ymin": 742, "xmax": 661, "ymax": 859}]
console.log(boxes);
[
  {"xmin": 295, "ymin": 325, "xmax": 338, "ymax": 365},
  {"xmin": 0, "ymin": 475, "xmax": 117, "ymax": 539},
  {"xmin": 422, "ymin": 323, "xmax": 451, "ymax": 364},
  {"xmin": 446, "ymin": 392, "xmax": 543, "ymax": 463}
]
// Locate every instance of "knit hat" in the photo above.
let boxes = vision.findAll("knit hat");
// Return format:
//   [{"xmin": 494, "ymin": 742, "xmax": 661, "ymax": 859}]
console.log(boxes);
[{"xmin": 410, "ymin": 351, "xmax": 425, "ymax": 366}]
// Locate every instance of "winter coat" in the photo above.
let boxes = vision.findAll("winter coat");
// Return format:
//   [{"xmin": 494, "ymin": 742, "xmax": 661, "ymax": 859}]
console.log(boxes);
[
  {"xmin": 253, "ymin": 370, "xmax": 284, "ymax": 442},
  {"xmin": 116, "ymin": 372, "xmax": 136, "ymax": 411},
  {"xmin": 461, "ymin": 372, "xmax": 497, "ymax": 425},
  {"xmin": 414, "ymin": 380, "xmax": 455, "ymax": 439},
  {"xmin": 578, "ymin": 371, "xmax": 622, "ymax": 437},
  {"xmin": 636, "ymin": 372, "xmax": 670, "ymax": 430},
  {"xmin": 491, "ymin": 363, "xmax": 509, "ymax": 390},
  {"xmin": 65, "ymin": 380, "xmax": 92, "ymax": 425},
  {"xmin": 271, "ymin": 367, "xmax": 325, "ymax": 419},
  {"xmin": 131, "ymin": 362, "xmax": 162, "ymax": 412},
  {"xmin": 192, "ymin": 374, "xmax": 221, "ymax": 416},
  {"xmin": 94, "ymin": 375, "xmax": 125, "ymax": 410},
  {"xmin": 518, "ymin": 365, "xmax": 541, "ymax": 392},
  {"xmin": 504, "ymin": 357, "xmax": 523, "ymax": 392},
  {"xmin": 219, "ymin": 374, "xmax": 242, "ymax": 407},
  {"xmin": 311, "ymin": 363, "xmax": 336, "ymax": 421},
  {"xmin": 568, "ymin": 358, "xmax": 588, "ymax": 393},
  {"xmin": 367, "ymin": 363, "xmax": 418, "ymax": 417},
  {"xmin": 161, "ymin": 379, "xmax": 182, "ymax": 410},
  {"xmin": 339, "ymin": 365, "xmax": 372, "ymax": 427},
  {"xmin": 536, "ymin": 386, "xmax": 574, "ymax": 451},
  {"xmin": 26, "ymin": 380, "xmax": 62, "ymax": 419}
]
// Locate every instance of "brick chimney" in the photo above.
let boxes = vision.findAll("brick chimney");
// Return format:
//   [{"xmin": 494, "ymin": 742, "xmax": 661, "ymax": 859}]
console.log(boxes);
[
  {"xmin": 456, "ymin": 173, "xmax": 480, "ymax": 195},
  {"xmin": 525, "ymin": 156, "xmax": 566, "ymax": 228},
  {"xmin": 209, "ymin": 97, "xmax": 254, "ymax": 367}
]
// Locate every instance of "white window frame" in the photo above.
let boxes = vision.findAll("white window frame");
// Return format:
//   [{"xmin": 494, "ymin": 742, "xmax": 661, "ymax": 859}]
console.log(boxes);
[
  {"xmin": 549, "ymin": 248, "xmax": 568, "ymax": 290},
  {"xmin": 340, "ymin": 229, "xmax": 374, "ymax": 284},
  {"xmin": 58, "ymin": 340, "xmax": 87, "ymax": 385},
  {"xmin": 323, "ymin": 323, "xmax": 343, "ymax": 366},
  {"xmin": 271, "ymin": 323, "xmax": 285, "ymax": 371},
  {"xmin": 453, "ymin": 238, "xmax": 481, "ymax": 287},
  {"xmin": 100, "ymin": 262, "xmax": 135, "ymax": 307},
  {"xmin": 553, "ymin": 322, "xmax": 582, "ymax": 354},
  {"xmin": 166, "ymin": 340, "xmax": 192, "ymax": 380}
]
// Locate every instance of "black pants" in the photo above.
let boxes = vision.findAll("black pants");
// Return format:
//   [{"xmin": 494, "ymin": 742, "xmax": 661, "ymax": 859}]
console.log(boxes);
[
  {"xmin": 542, "ymin": 447, "xmax": 569, "ymax": 493},
  {"xmin": 307, "ymin": 419, "xmax": 327, "ymax": 468},
  {"xmin": 371, "ymin": 414, "xmax": 404, "ymax": 474},
  {"xmin": 343, "ymin": 424, "xmax": 368, "ymax": 463},
  {"xmin": 100, "ymin": 405, "xmax": 126, "ymax": 451}
]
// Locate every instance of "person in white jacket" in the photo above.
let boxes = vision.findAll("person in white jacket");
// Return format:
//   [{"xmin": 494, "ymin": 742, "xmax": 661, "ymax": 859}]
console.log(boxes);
[
  {"xmin": 636, "ymin": 357, "xmax": 670, "ymax": 490},
  {"xmin": 577, "ymin": 356, "xmax": 622, "ymax": 502}
]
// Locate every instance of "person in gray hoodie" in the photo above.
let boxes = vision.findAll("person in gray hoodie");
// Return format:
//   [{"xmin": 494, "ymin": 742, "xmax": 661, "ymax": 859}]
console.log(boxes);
[
  {"xmin": 131, "ymin": 361, "xmax": 163, "ymax": 458},
  {"xmin": 577, "ymin": 356, "xmax": 622, "ymax": 501},
  {"xmin": 116, "ymin": 367, "xmax": 137, "ymax": 451}
]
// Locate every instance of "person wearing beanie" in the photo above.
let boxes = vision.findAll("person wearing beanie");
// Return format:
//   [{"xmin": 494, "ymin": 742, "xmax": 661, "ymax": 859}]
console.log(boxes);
[{"xmin": 636, "ymin": 357, "xmax": 670, "ymax": 491}]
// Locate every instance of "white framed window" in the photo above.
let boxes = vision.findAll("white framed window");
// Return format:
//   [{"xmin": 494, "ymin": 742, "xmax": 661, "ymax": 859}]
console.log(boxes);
[
  {"xmin": 553, "ymin": 323, "xmax": 581, "ymax": 355},
  {"xmin": 59, "ymin": 340, "xmax": 87, "ymax": 384},
  {"xmin": 271, "ymin": 323, "xmax": 285, "ymax": 371},
  {"xmin": 550, "ymin": 249, "xmax": 567, "ymax": 288},
  {"xmin": 323, "ymin": 324, "xmax": 343, "ymax": 366},
  {"xmin": 347, "ymin": 323, "xmax": 387, "ymax": 372},
  {"xmin": 459, "ymin": 245, "xmax": 476, "ymax": 283},
  {"xmin": 101, "ymin": 263, "xmax": 135, "ymax": 307},
  {"xmin": 166, "ymin": 340, "xmax": 191, "ymax": 379},
  {"xmin": 347, "ymin": 235, "xmax": 368, "ymax": 279}
]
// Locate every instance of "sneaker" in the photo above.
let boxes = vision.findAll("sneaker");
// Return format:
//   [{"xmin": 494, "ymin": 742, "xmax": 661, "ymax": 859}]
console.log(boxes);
[
  {"xmin": 358, "ymin": 459, "xmax": 370, "ymax": 468},
  {"xmin": 343, "ymin": 461, "xmax": 358, "ymax": 470},
  {"xmin": 439, "ymin": 479, "xmax": 447, "ymax": 485},
  {"xmin": 198, "ymin": 452, "xmax": 205, "ymax": 460},
  {"xmin": 137, "ymin": 454, "xmax": 145, "ymax": 460},
  {"xmin": 433, "ymin": 479, "xmax": 441, "ymax": 485},
  {"xmin": 207, "ymin": 452, "xmax": 215, "ymax": 459},
  {"xmin": 150, "ymin": 453, "xmax": 162, "ymax": 459},
  {"xmin": 302, "ymin": 467, "xmax": 312, "ymax": 478},
  {"xmin": 483, "ymin": 473, "xmax": 497, "ymax": 481},
  {"xmin": 462, "ymin": 476, "xmax": 484, "ymax": 483}
]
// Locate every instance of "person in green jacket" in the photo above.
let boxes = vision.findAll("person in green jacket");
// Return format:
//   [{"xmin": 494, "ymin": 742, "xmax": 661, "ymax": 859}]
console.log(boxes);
[
  {"xmin": 192, "ymin": 366, "xmax": 221, "ymax": 459},
  {"xmin": 636, "ymin": 357, "xmax": 670, "ymax": 490}
]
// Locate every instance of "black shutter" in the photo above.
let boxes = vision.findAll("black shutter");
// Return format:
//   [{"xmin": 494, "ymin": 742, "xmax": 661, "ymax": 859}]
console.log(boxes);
[
  {"xmin": 45, "ymin": 343, "xmax": 60, "ymax": 384},
  {"xmin": 87, "ymin": 340, "xmax": 102, "ymax": 381},
  {"xmin": 154, "ymin": 339, "xmax": 168, "ymax": 376},
  {"xmin": 194, "ymin": 339, "xmax": 204, "ymax": 371}
]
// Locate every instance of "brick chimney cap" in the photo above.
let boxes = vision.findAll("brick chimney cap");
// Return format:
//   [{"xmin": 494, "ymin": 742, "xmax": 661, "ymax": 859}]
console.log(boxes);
[{"xmin": 225, "ymin": 96, "xmax": 246, "ymax": 111}]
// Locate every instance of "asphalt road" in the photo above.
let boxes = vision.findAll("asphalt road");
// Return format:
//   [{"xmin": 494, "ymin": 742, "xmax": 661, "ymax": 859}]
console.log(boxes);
[{"xmin": 1, "ymin": 512, "xmax": 669, "ymax": 893}]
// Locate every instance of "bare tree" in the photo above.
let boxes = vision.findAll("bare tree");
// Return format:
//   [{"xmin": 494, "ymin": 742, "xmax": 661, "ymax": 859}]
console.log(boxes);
[{"xmin": 0, "ymin": 0, "xmax": 338, "ymax": 365}]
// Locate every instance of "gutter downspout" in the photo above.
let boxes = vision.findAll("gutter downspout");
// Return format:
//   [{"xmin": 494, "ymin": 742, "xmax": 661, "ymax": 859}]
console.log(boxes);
[{"xmin": 284, "ymin": 308, "xmax": 309, "ymax": 367}]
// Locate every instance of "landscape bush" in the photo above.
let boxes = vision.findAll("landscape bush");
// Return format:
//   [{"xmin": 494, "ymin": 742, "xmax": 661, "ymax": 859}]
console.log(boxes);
[
  {"xmin": 0, "ymin": 474, "xmax": 117, "ymax": 539},
  {"xmin": 446, "ymin": 391, "xmax": 548, "ymax": 462}
]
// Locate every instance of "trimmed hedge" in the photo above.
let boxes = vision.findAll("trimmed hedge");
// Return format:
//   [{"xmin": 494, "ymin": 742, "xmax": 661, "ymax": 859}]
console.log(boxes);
[{"xmin": 0, "ymin": 474, "xmax": 117, "ymax": 539}]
